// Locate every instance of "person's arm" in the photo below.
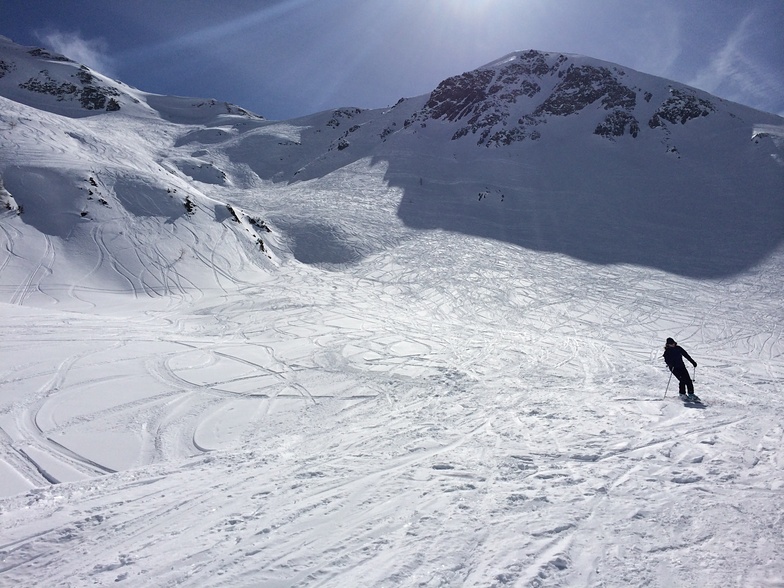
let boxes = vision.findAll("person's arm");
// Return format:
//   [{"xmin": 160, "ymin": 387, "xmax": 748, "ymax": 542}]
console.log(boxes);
[{"xmin": 681, "ymin": 348, "xmax": 697, "ymax": 367}]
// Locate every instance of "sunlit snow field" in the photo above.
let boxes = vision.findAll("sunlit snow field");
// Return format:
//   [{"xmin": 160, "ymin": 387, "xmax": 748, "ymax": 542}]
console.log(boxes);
[{"xmin": 2, "ymin": 160, "xmax": 783, "ymax": 587}]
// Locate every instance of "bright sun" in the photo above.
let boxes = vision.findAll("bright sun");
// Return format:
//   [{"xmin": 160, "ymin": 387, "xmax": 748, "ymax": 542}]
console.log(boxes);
[{"xmin": 442, "ymin": 0, "xmax": 500, "ymax": 18}]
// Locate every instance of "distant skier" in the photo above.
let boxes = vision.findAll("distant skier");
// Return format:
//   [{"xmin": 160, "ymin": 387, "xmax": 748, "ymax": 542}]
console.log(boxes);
[{"xmin": 663, "ymin": 338, "xmax": 698, "ymax": 399}]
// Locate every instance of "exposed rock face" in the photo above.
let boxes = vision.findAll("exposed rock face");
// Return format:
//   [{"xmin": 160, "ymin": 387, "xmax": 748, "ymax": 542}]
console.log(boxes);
[
  {"xmin": 595, "ymin": 110, "xmax": 640, "ymax": 138},
  {"xmin": 19, "ymin": 66, "xmax": 122, "ymax": 111},
  {"xmin": 0, "ymin": 59, "xmax": 14, "ymax": 79},
  {"xmin": 534, "ymin": 64, "xmax": 636, "ymax": 116},
  {"xmin": 423, "ymin": 69, "xmax": 496, "ymax": 123},
  {"xmin": 27, "ymin": 47, "xmax": 73, "ymax": 62},
  {"xmin": 649, "ymin": 88, "xmax": 716, "ymax": 127},
  {"xmin": 0, "ymin": 39, "xmax": 126, "ymax": 114},
  {"xmin": 410, "ymin": 50, "xmax": 716, "ymax": 147}
]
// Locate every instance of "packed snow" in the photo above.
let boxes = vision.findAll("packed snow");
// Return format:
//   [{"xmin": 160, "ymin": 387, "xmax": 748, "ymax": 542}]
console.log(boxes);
[{"xmin": 1, "ymin": 39, "xmax": 783, "ymax": 587}]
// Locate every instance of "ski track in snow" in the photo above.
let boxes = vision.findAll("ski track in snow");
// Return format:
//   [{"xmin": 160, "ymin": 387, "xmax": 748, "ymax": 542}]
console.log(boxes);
[{"xmin": 1, "ymin": 224, "xmax": 783, "ymax": 587}]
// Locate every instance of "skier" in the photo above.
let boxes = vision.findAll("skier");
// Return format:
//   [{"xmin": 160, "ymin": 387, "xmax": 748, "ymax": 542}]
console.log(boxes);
[{"xmin": 663, "ymin": 338, "xmax": 698, "ymax": 400}]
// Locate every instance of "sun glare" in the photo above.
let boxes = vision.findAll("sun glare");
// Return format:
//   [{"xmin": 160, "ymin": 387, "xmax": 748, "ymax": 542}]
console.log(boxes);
[{"xmin": 440, "ymin": 0, "xmax": 500, "ymax": 19}]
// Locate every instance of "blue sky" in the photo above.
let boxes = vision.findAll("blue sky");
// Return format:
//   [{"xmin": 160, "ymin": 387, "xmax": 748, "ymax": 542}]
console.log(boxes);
[{"xmin": 2, "ymin": 0, "xmax": 782, "ymax": 120}]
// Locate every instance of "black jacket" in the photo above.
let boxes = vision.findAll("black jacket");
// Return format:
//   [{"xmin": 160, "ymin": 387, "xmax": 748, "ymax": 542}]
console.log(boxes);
[{"xmin": 663, "ymin": 345, "xmax": 696, "ymax": 371}]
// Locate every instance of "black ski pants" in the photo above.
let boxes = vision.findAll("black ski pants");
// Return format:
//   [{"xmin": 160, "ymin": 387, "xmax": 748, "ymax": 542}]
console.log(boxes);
[{"xmin": 671, "ymin": 365, "xmax": 694, "ymax": 394}]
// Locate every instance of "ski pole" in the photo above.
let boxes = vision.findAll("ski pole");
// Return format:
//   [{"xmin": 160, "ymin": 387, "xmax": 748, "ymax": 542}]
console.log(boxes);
[{"xmin": 664, "ymin": 370, "xmax": 672, "ymax": 399}]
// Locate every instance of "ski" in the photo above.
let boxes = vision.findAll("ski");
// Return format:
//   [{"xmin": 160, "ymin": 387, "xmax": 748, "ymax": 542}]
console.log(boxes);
[{"xmin": 679, "ymin": 394, "xmax": 704, "ymax": 405}]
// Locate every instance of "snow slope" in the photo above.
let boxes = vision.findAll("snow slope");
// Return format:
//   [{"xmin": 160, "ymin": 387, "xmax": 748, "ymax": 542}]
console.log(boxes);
[{"xmin": 1, "ymin": 39, "xmax": 783, "ymax": 587}]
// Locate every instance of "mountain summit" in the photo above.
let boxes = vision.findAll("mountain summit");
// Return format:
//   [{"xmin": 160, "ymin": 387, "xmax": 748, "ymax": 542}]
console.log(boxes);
[
  {"xmin": 416, "ymin": 49, "xmax": 716, "ymax": 146},
  {"xmin": 0, "ymin": 35, "xmax": 260, "ymax": 121}
]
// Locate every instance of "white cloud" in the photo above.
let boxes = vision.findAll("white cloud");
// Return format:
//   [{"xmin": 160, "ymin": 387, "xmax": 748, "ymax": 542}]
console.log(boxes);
[
  {"xmin": 36, "ymin": 30, "xmax": 116, "ymax": 76},
  {"xmin": 688, "ymin": 11, "xmax": 784, "ymax": 112}
]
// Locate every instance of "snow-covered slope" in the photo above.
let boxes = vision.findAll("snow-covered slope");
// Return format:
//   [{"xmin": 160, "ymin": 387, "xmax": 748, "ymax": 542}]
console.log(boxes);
[
  {"xmin": 0, "ymin": 36, "xmax": 277, "ymax": 309},
  {"xmin": 1, "ymin": 38, "xmax": 783, "ymax": 587}
]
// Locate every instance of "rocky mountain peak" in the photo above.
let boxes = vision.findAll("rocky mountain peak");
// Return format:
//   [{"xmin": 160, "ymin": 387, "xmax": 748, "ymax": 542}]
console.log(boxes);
[
  {"xmin": 0, "ymin": 36, "xmax": 263, "ymax": 121},
  {"xmin": 0, "ymin": 36, "xmax": 128, "ymax": 115},
  {"xmin": 412, "ymin": 49, "xmax": 719, "ymax": 147}
]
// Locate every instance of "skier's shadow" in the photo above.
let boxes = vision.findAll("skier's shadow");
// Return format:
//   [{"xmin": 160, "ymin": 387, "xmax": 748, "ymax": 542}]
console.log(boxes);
[{"xmin": 681, "ymin": 402, "xmax": 707, "ymax": 409}]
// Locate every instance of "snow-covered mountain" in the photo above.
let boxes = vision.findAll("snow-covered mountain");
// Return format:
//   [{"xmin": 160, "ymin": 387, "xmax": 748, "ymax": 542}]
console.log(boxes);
[
  {"xmin": 1, "ymin": 37, "xmax": 783, "ymax": 587},
  {"xmin": 256, "ymin": 49, "xmax": 783, "ymax": 277},
  {"xmin": 1, "ymin": 37, "xmax": 782, "ymax": 290},
  {"xmin": 0, "ymin": 35, "xmax": 259, "ymax": 121}
]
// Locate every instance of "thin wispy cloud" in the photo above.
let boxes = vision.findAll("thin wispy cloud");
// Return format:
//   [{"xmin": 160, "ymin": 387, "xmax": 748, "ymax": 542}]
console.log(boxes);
[
  {"xmin": 689, "ymin": 11, "xmax": 783, "ymax": 113},
  {"xmin": 117, "ymin": 0, "xmax": 312, "ymax": 63},
  {"xmin": 623, "ymin": 5, "xmax": 684, "ymax": 80},
  {"xmin": 36, "ymin": 30, "xmax": 116, "ymax": 76}
]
